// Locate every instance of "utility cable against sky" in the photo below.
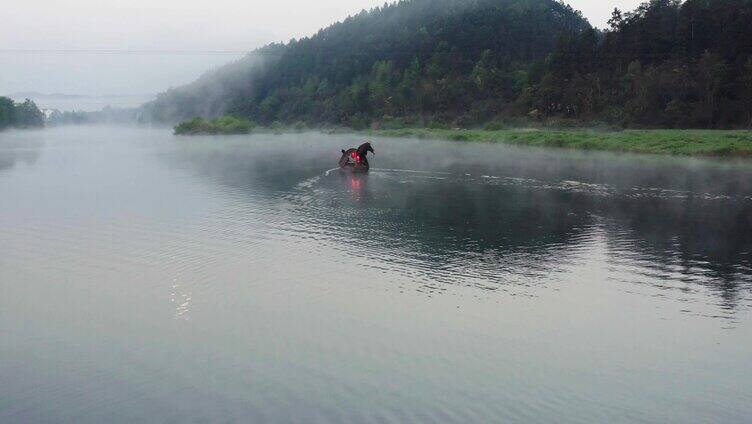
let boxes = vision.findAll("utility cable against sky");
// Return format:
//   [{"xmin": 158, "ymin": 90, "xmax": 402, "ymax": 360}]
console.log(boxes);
[{"xmin": 0, "ymin": 49, "xmax": 257, "ymax": 56}]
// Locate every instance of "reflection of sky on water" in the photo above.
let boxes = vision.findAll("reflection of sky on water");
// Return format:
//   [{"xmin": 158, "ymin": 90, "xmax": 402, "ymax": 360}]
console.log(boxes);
[
  {"xmin": 171, "ymin": 278, "xmax": 192, "ymax": 320},
  {"xmin": 2, "ymin": 127, "xmax": 751, "ymax": 423}
]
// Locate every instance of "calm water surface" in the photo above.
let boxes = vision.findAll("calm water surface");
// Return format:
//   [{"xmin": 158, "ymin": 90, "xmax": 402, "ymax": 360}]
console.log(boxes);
[{"xmin": 1, "ymin": 126, "xmax": 751, "ymax": 423}]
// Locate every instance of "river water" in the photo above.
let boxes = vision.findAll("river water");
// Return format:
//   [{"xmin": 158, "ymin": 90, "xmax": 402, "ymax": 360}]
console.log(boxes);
[{"xmin": 1, "ymin": 126, "xmax": 751, "ymax": 423}]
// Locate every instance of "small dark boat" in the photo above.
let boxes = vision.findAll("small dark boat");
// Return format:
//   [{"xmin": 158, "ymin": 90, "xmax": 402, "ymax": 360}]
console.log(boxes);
[{"xmin": 339, "ymin": 142, "xmax": 374, "ymax": 172}]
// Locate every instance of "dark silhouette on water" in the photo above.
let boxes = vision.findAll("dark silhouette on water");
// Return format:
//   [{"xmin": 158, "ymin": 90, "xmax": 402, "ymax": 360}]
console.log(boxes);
[{"xmin": 339, "ymin": 142, "xmax": 374, "ymax": 172}]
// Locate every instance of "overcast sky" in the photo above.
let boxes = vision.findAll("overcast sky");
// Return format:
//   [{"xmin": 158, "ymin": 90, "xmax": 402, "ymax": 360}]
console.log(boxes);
[{"xmin": 0, "ymin": 0, "xmax": 644, "ymax": 100}]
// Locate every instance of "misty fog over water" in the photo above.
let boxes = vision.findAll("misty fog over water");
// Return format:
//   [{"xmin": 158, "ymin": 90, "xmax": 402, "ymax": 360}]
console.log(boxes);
[
  {"xmin": 1, "ymin": 52, "xmax": 245, "ymax": 103},
  {"xmin": 1, "ymin": 126, "xmax": 751, "ymax": 422}
]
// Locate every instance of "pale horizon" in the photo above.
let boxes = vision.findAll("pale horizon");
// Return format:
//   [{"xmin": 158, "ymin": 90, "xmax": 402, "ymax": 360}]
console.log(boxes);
[{"xmin": 0, "ymin": 0, "xmax": 644, "ymax": 98}]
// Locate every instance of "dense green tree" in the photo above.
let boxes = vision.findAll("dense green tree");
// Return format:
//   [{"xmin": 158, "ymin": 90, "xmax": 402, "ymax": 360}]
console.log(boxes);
[
  {"xmin": 743, "ymin": 58, "xmax": 752, "ymax": 127},
  {"xmin": 13, "ymin": 99, "xmax": 45, "ymax": 128},
  {"xmin": 0, "ymin": 97, "xmax": 15, "ymax": 130},
  {"xmin": 526, "ymin": 0, "xmax": 752, "ymax": 128},
  {"xmin": 0, "ymin": 97, "xmax": 45, "ymax": 130}
]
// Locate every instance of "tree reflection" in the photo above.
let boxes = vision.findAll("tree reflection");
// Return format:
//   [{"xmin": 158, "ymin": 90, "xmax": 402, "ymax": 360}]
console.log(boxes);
[
  {"xmin": 167, "ymin": 137, "xmax": 752, "ymax": 310},
  {"xmin": 0, "ymin": 145, "xmax": 41, "ymax": 172}
]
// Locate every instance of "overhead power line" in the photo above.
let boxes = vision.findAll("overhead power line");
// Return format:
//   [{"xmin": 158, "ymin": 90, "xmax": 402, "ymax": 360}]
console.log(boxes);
[{"xmin": 0, "ymin": 49, "xmax": 265, "ymax": 56}]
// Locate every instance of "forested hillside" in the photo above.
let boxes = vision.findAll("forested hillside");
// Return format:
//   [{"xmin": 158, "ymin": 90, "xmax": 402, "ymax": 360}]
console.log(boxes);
[
  {"xmin": 0, "ymin": 97, "xmax": 45, "ymax": 130},
  {"xmin": 532, "ymin": 0, "xmax": 752, "ymax": 128},
  {"xmin": 143, "ymin": 0, "xmax": 752, "ymax": 129},
  {"xmin": 142, "ymin": 0, "xmax": 589, "ymax": 127}
]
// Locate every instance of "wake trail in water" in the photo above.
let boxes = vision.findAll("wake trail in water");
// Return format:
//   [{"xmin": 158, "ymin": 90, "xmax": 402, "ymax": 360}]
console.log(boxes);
[
  {"xmin": 315, "ymin": 167, "xmax": 750, "ymax": 202},
  {"xmin": 372, "ymin": 168, "xmax": 452, "ymax": 175}
]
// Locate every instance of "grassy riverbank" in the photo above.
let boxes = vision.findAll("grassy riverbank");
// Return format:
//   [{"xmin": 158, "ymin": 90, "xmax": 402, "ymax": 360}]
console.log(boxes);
[
  {"xmin": 174, "ymin": 115, "xmax": 752, "ymax": 157},
  {"xmin": 362, "ymin": 128, "xmax": 752, "ymax": 157},
  {"xmin": 174, "ymin": 116, "xmax": 255, "ymax": 135}
]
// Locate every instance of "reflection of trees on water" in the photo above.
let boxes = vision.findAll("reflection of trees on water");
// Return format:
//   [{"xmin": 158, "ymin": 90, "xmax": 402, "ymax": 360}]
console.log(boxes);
[
  {"xmin": 0, "ymin": 134, "xmax": 43, "ymax": 173},
  {"xmin": 169, "ymin": 143, "xmax": 596, "ymax": 294},
  {"xmin": 598, "ymin": 195, "xmax": 752, "ymax": 311},
  {"xmin": 0, "ymin": 147, "xmax": 40, "ymax": 172},
  {"xmin": 168, "ymin": 140, "xmax": 752, "ymax": 310},
  {"xmin": 306, "ymin": 173, "xmax": 596, "ymax": 293}
]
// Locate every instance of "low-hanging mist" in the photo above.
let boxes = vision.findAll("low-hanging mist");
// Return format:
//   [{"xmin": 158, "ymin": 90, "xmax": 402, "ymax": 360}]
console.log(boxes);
[{"xmin": 140, "ymin": 0, "xmax": 752, "ymax": 129}]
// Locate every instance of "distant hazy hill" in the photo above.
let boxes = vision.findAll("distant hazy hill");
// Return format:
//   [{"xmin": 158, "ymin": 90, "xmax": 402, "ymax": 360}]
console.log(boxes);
[
  {"xmin": 141, "ymin": 0, "xmax": 590, "ymax": 127},
  {"xmin": 143, "ymin": 0, "xmax": 752, "ymax": 129},
  {"xmin": 10, "ymin": 92, "xmax": 89, "ymax": 100}
]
